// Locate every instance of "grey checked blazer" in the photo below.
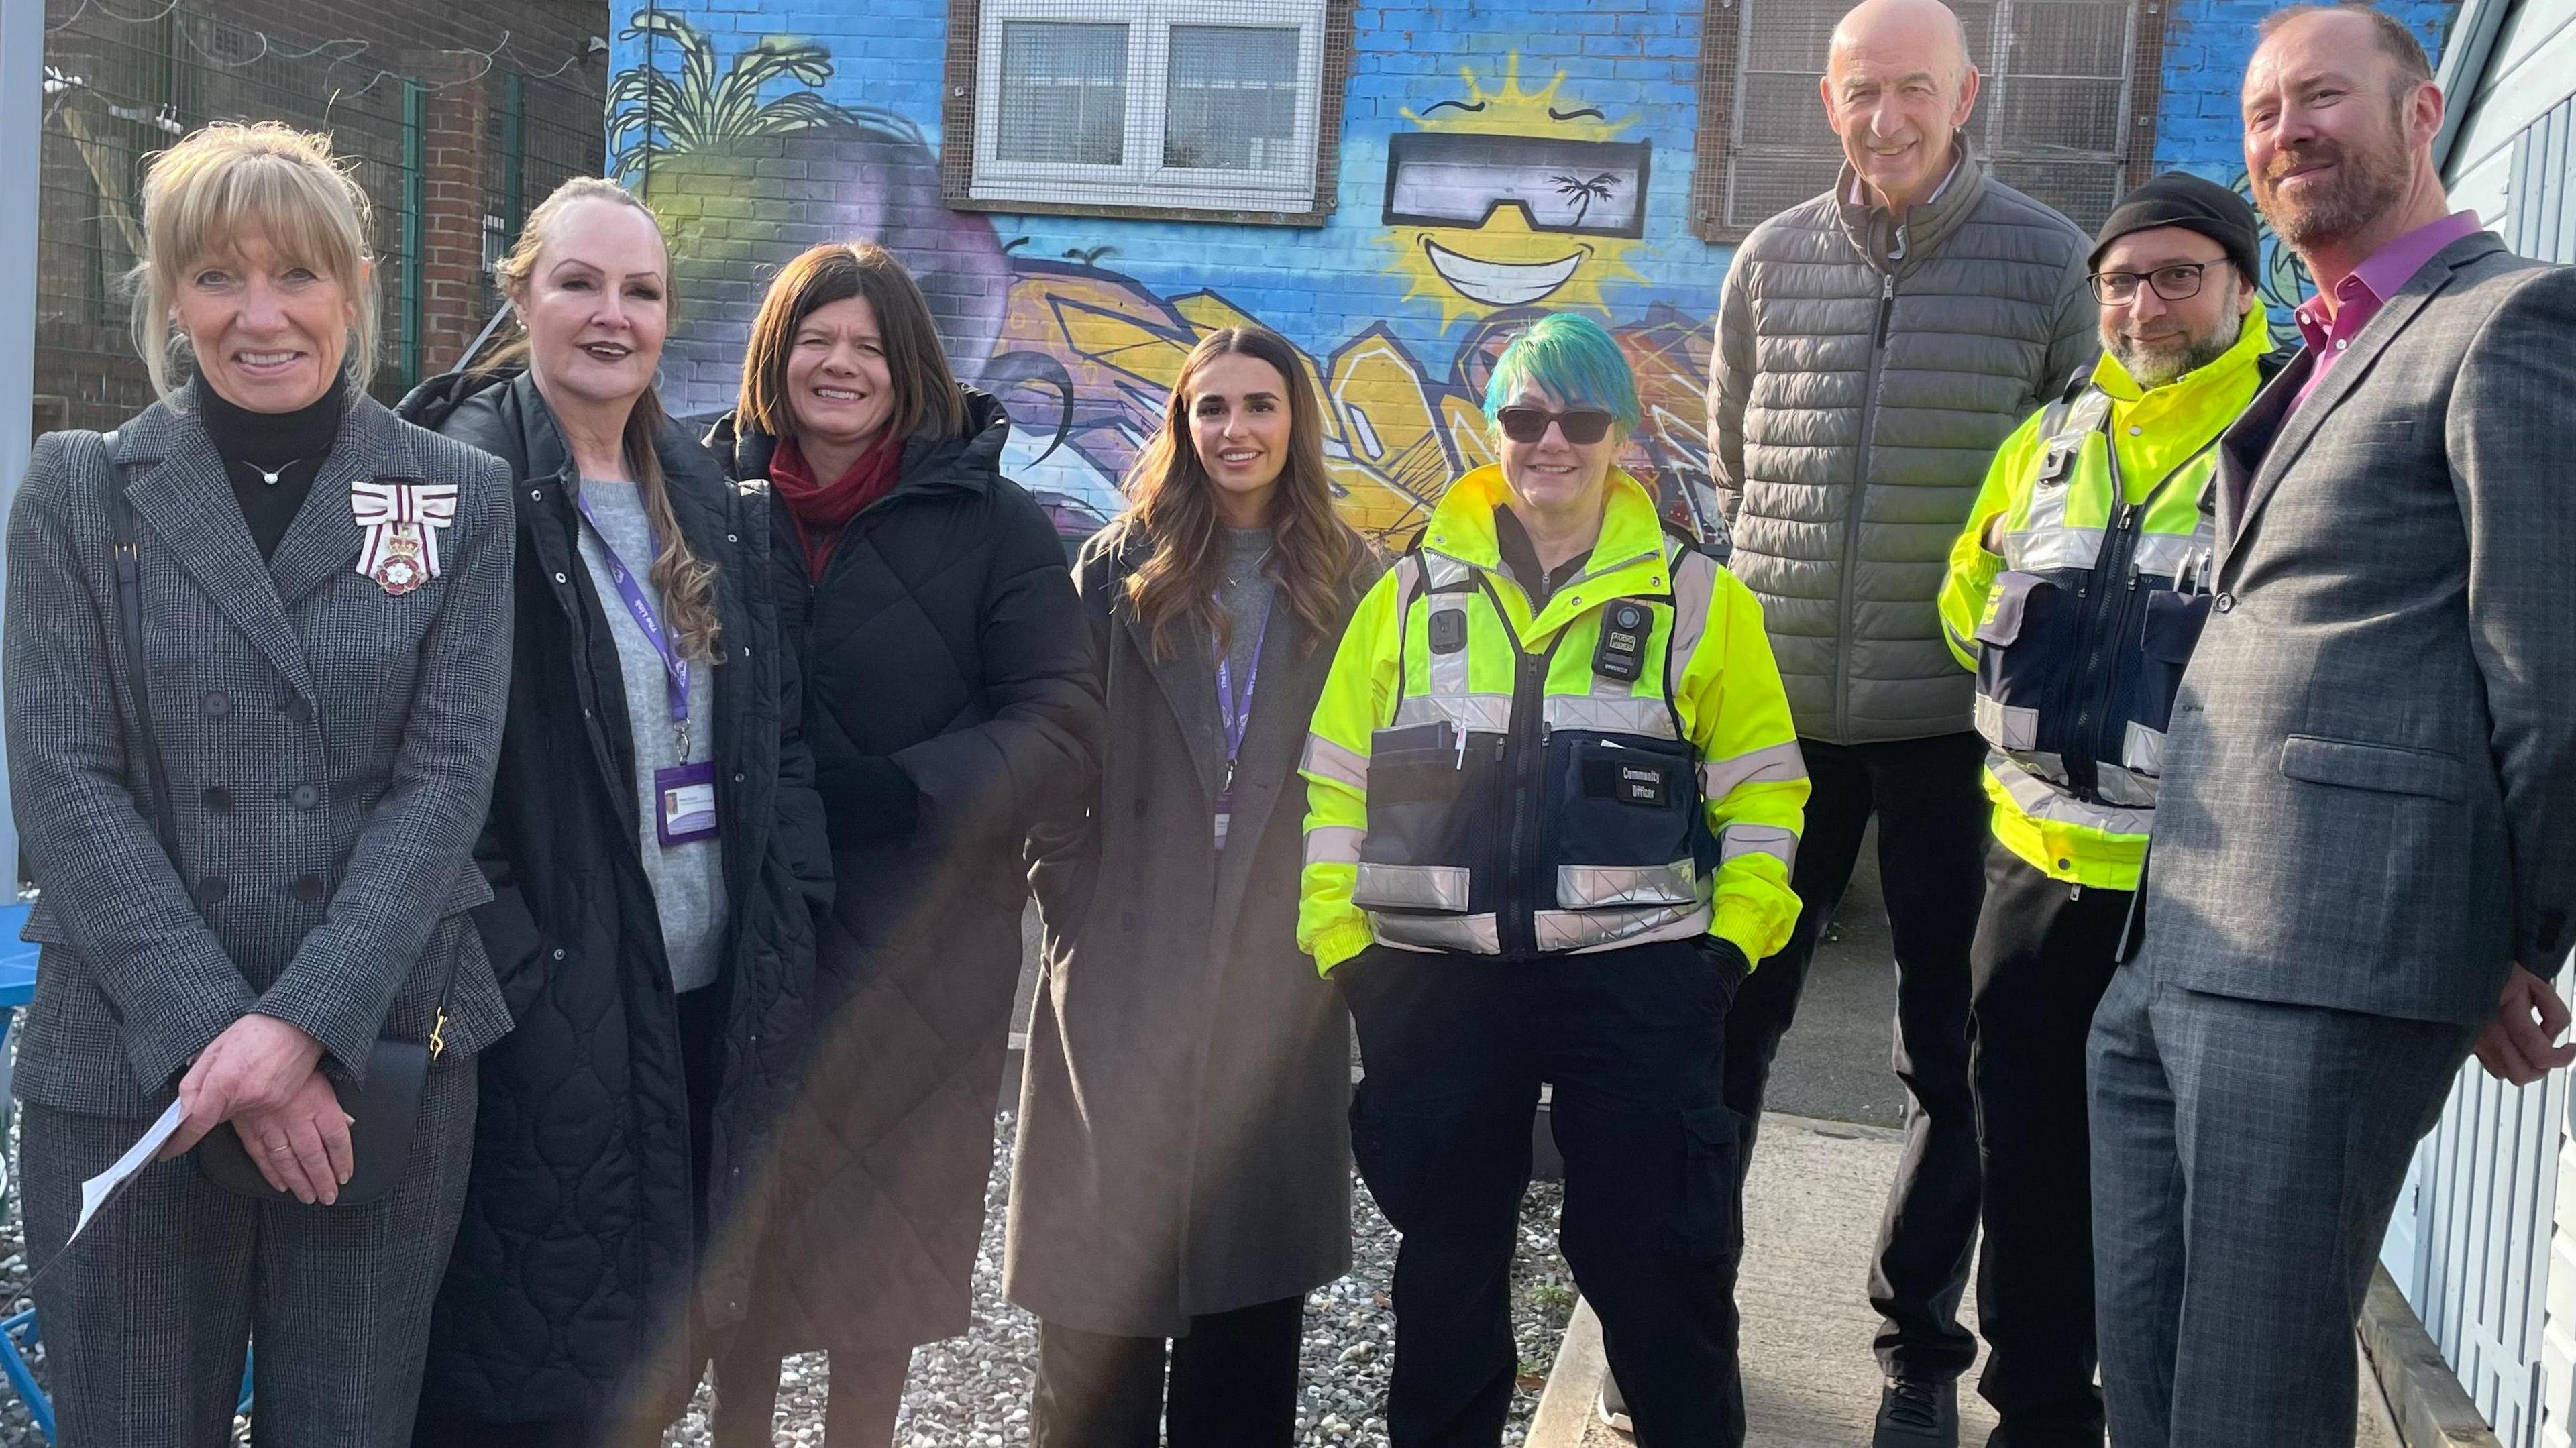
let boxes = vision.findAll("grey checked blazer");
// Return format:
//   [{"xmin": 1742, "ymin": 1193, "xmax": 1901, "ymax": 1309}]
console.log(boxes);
[
  {"xmin": 2139, "ymin": 232, "xmax": 2576, "ymax": 1027},
  {"xmin": 3, "ymin": 383, "xmax": 517, "ymax": 1118}
]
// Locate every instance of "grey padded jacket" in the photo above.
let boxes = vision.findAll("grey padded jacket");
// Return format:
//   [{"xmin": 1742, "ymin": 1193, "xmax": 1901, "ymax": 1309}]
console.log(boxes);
[{"xmin": 1709, "ymin": 141, "xmax": 2097, "ymax": 746}]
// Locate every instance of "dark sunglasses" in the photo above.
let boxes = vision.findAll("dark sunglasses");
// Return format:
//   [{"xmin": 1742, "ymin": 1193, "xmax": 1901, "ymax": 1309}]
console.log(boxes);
[{"xmin": 1497, "ymin": 406, "xmax": 1616, "ymax": 445}]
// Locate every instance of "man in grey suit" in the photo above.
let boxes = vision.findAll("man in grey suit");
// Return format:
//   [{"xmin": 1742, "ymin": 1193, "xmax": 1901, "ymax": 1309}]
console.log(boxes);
[{"xmin": 2088, "ymin": 7, "xmax": 2576, "ymax": 1446}]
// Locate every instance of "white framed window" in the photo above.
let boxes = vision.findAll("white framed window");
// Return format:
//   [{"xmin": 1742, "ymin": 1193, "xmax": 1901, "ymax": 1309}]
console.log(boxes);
[{"xmin": 967, "ymin": 0, "xmax": 1332, "ymax": 215}]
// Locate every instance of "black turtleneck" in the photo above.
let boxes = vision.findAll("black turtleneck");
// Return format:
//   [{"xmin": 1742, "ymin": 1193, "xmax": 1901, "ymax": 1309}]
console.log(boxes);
[
  {"xmin": 1493, "ymin": 505, "xmax": 1593, "ymax": 608},
  {"xmin": 197, "ymin": 379, "xmax": 344, "ymax": 561}
]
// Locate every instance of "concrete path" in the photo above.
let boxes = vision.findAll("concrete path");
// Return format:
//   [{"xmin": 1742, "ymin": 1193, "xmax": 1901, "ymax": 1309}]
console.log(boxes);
[
  {"xmin": 1566, "ymin": 1113, "xmax": 2003, "ymax": 1447},
  {"xmin": 1531, "ymin": 1111, "xmax": 2405, "ymax": 1447}
]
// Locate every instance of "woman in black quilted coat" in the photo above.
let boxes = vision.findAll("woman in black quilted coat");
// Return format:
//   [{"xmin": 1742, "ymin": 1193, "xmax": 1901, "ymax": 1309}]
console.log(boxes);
[
  {"xmin": 398, "ymin": 180, "xmax": 833, "ymax": 1447},
  {"xmin": 704, "ymin": 241, "xmax": 1101, "ymax": 1445}
]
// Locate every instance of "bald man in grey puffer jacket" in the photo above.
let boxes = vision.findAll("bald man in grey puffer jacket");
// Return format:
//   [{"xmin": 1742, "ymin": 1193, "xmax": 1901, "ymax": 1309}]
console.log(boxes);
[{"xmin": 1700, "ymin": 0, "xmax": 2096, "ymax": 1440}]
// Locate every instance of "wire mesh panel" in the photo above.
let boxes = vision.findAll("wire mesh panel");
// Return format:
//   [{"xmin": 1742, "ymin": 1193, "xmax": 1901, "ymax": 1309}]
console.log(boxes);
[
  {"xmin": 37, "ymin": 0, "xmax": 603, "ymax": 431},
  {"xmin": 482, "ymin": 68, "xmax": 609, "ymax": 322},
  {"xmin": 997, "ymin": 21, "xmax": 1131, "ymax": 166},
  {"xmin": 1709, "ymin": 0, "xmax": 2141, "ymax": 237},
  {"xmin": 1164, "ymin": 25, "xmax": 1302, "ymax": 170}
]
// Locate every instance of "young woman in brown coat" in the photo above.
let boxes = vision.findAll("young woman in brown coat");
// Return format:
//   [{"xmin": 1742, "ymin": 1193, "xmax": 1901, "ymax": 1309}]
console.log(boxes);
[{"xmin": 1007, "ymin": 326, "xmax": 1381, "ymax": 1446}]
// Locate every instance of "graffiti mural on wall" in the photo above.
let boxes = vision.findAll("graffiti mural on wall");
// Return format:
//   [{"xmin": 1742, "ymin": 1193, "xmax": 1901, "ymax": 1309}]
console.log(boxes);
[
  {"xmin": 616, "ymin": 16, "xmax": 1717, "ymax": 541},
  {"xmin": 2228, "ymin": 169, "xmax": 2316, "ymax": 351},
  {"xmin": 987, "ymin": 260, "xmax": 1715, "ymax": 537},
  {"xmin": 1377, "ymin": 57, "xmax": 1652, "ymax": 325}
]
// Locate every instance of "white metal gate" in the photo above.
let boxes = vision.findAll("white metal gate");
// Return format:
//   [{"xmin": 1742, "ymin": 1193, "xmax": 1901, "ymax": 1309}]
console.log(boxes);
[
  {"xmin": 2402, "ymin": 1019, "xmax": 2567, "ymax": 1447},
  {"xmin": 2508, "ymin": 91, "xmax": 2576, "ymax": 262}
]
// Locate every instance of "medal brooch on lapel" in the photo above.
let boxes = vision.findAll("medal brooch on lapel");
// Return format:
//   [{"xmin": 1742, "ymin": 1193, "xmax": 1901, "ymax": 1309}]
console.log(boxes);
[{"xmin": 352, "ymin": 480, "xmax": 458, "ymax": 596}]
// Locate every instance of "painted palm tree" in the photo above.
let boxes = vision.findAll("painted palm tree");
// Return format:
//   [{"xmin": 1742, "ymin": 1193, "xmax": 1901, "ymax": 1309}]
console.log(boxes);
[
  {"xmin": 606, "ymin": 9, "xmax": 919, "ymax": 179},
  {"xmin": 1552, "ymin": 172, "xmax": 1621, "ymax": 230}
]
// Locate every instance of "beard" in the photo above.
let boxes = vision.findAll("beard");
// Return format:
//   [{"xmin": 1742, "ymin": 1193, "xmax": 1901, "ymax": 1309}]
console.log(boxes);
[
  {"xmin": 2108, "ymin": 319, "xmax": 2242, "ymax": 388},
  {"xmin": 2252, "ymin": 110, "xmax": 2412, "ymax": 249}
]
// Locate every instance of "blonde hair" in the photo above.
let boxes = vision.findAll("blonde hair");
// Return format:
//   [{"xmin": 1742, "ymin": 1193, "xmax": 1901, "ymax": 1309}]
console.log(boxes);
[
  {"xmin": 490, "ymin": 177, "xmax": 722, "ymax": 663},
  {"xmin": 131, "ymin": 121, "xmax": 379, "ymax": 397}
]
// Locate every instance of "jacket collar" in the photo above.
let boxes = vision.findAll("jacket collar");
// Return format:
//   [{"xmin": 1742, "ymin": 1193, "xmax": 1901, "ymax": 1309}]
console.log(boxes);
[
  {"xmin": 2217, "ymin": 229, "xmax": 2502, "ymax": 576},
  {"xmin": 112, "ymin": 379, "xmax": 403, "ymax": 698},
  {"xmin": 1422, "ymin": 464, "xmax": 1672, "ymax": 638},
  {"xmin": 1097, "ymin": 522, "xmax": 1352, "ymax": 901},
  {"xmin": 708, "ymin": 387, "xmax": 1012, "ymax": 502},
  {"xmin": 2089, "ymin": 302, "xmax": 2273, "ymax": 407},
  {"xmin": 1835, "ymin": 133, "xmax": 1989, "ymax": 274}
]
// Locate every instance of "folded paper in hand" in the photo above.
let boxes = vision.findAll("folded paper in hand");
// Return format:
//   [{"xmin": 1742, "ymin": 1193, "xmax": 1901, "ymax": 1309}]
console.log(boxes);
[{"xmin": 68, "ymin": 1099, "xmax": 186, "ymax": 1244}]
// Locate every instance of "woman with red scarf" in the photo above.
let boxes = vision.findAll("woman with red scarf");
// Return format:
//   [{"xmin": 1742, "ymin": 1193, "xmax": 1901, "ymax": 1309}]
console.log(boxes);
[{"xmin": 704, "ymin": 242, "xmax": 1101, "ymax": 1444}]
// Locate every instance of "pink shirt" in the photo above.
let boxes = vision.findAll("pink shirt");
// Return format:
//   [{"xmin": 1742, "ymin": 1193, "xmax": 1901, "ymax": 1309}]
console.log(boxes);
[{"xmin": 2290, "ymin": 209, "xmax": 2483, "ymax": 409}]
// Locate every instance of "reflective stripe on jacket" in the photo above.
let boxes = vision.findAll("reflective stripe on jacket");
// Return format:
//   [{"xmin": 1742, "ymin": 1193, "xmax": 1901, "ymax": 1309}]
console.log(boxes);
[
  {"xmin": 1936, "ymin": 305, "xmax": 2272, "ymax": 890},
  {"xmin": 1297, "ymin": 465, "xmax": 1808, "ymax": 973}
]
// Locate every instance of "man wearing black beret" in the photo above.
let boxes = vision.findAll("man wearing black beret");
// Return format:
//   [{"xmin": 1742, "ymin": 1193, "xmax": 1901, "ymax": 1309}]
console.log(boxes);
[{"xmin": 1933, "ymin": 169, "xmax": 2277, "ymax": 1447}]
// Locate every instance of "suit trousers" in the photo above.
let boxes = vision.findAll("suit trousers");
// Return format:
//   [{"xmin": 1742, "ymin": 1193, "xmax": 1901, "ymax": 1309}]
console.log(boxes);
[
  {"xmin": 1968, "ymin": 848, "xmax": 2127, "ymax": 1445},
  {"xmin": 21, "ymin": 1057, "xmax": 478, "ymax": 1448},
  {"xmin": 2086, "ymin": 952, "xmax": 2477, "ymax": 1447},
  {"xmin": 1723, "ymin": 731, "xmax": 1987, "ymax": 1380},
  {"xmin": 1343, "ymin": 940, "xmax": 1746, "ymax": 1448},
  {"xmin": 1030, "ymin": 1296, "xmax": 1305, "ymax": 1447}
]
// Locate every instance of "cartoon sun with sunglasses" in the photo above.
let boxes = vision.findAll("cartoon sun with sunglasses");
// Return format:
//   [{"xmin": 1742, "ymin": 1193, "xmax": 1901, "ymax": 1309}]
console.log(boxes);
[{"xmin": 1379, "ymin": 56, "xmax": 1653, "ymax": 327}]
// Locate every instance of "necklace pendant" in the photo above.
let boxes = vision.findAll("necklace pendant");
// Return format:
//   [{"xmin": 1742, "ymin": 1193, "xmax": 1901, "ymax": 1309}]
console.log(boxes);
[{"xmin": 260, "ymin": 468, "xmax": 283, "ymax": 487}]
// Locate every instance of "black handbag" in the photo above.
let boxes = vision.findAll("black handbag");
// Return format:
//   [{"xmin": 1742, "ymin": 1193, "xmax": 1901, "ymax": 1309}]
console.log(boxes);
[{"xmin": 103, "ymin": 440, "xmax": 447, "ymax": 1207}]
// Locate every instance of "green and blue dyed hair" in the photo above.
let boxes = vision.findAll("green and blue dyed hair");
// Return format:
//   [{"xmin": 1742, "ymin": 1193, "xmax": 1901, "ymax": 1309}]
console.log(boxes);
[{"xmin": 1481, "ymin": 313, "xmax": 1642, "ymax": 437}]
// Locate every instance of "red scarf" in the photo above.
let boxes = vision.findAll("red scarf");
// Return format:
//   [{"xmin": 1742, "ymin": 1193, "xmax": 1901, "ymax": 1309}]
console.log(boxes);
[{"xmin": 771, "ymin": 432, "xmax": 902, "ymax": 581}]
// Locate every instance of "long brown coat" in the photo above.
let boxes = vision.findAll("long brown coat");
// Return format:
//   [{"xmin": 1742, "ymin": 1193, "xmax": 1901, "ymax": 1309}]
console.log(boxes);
[{"xmin": 1007, "ymin": 526, "xmax": 1377, "ymax": 1337}]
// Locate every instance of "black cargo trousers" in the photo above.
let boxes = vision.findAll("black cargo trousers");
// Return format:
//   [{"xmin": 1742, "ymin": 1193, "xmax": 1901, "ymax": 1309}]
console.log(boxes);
[{"xmin": 1341, "ymin": 936, "xmax": 1750, "ymax": 1448}]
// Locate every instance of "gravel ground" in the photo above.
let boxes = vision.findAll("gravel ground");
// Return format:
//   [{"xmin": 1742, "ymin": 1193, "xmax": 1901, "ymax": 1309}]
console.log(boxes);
[
  {"xmin": 661, "ymin": 1112, "xmax": 1576, "ymax": 1447},
  {"xmin": 0, "ymin": 1113, "xmax": 1576, "ymax": 1447}
]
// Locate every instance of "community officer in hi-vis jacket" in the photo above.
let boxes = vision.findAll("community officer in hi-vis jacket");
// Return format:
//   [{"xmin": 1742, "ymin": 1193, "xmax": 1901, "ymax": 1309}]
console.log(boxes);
[
  {"xmin": 1933, "ymin": 172, "xmax": 2277, "ymax": 1448},
  {"xmin": 1297, "ymin": 314, "xmax": 1807, "ymax": 1448}
]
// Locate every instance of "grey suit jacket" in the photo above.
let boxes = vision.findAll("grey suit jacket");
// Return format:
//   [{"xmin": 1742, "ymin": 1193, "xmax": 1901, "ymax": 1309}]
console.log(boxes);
[
  {"xmin": 3, "ymin": 384, "xmax": 517, "ymax": 1117},
  {"xmin": 2141, "ymin": 232, "xmax": 2576, "ymax": 1027}
]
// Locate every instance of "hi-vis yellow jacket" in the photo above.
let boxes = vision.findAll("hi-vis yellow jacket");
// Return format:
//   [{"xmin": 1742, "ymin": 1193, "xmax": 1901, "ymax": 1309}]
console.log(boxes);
[
  {"xmin": 1935, "ymin": 304, "xmax": 2271, "ymax": 891},
  {"xmin": 1296, "ymin": 464, "xmax": 1807, "ymax": 974}
]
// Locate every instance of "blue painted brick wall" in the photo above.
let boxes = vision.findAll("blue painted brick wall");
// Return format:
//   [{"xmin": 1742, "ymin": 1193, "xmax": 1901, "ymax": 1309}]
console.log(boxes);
[{"xmin": 612, "ymin": 0, "xmax": 2462, "ymax": 522}]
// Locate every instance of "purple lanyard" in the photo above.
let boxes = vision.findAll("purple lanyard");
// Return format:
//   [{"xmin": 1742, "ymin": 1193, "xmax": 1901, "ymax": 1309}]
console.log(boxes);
[
  {"xmin": 1215, "ymin": 602, "xmax": 1273, "ymax": 785},
  {"xmin": 576, "ymin": 490, "xmax": 689, "ymax": 731}
]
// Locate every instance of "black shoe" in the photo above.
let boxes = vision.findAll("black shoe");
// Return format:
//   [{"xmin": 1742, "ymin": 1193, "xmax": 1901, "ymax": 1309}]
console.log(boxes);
[{"xmin": 1874, "ymin": 1376, "xmax": 1959, "ymax": 1448}]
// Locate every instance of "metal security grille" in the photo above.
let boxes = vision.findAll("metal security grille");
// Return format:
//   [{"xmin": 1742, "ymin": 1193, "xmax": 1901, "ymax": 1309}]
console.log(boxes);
[
  {"xmin": 1704, "ymin": 0, "xmax": 2144, "ymax": 238},
  {"xmin": 38, "ymin": 0, "xmax": 600, "ymax": 431},
  {"xmin": 1164, "ymin": 25, "xmax": 1302, "ymax": 171},
  {"xmin": 998, "ymin": 21, "xmax": 1131, "ymax": 166}
]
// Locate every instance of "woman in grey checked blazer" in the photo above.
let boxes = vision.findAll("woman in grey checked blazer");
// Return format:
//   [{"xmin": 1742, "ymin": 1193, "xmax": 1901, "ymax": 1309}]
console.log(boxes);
[{"xmin": 1, "ymin": 123, "xmax": 515, "ymax": 1445}]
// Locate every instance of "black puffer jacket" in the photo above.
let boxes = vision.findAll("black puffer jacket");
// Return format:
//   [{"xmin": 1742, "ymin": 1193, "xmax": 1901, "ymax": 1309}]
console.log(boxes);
[
  {"xmin": 707, "ymin": 389, "xmax": 1101, "ymax": 1355},
  {"xmin": 397, "ymin": 371, "xmax": 833, "ymax": 1423}
]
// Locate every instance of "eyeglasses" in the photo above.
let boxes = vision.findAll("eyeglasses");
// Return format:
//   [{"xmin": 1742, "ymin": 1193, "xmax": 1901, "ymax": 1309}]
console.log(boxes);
[
  {"xmin": 2088, "ymin": 259, "xmax": 2233, "ymax": 304},
  {"xmin": 1496, "ymin": 406, "xmax": 1617, "ymax": 445}
]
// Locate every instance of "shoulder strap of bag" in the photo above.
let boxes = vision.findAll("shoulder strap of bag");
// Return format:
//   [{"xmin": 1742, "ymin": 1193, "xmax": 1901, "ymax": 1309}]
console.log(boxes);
[
  {"xmin": 100, "ymin": 427, "xmax": 460, "ymax": 1054},
  {"xmin": 100, "ymin": 431, "xmax": 180, "ymax": 862}
]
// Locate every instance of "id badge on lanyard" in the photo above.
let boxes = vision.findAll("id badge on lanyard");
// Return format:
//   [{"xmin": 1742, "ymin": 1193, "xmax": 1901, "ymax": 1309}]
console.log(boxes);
[
  {"xmin": 581, "ymin": 489, "xmax": 720, "ymax": 849},
  {"xmin": 656, "ymin": 760, "xmax": 720, "ymax": 846},
  {"xmin": 1214, "ymin": 604, "xmax": 1273, "ymax": 851}
]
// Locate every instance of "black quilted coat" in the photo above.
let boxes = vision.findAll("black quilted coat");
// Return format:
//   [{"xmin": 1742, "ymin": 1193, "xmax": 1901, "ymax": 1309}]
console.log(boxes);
[
  {"xmin": 397, "ymin": 372, "xmax": 834, "ymax": 1425},
  {"xmin": 706, "ymin": 390, "xmax": 1101, "ymax": 1355}
]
